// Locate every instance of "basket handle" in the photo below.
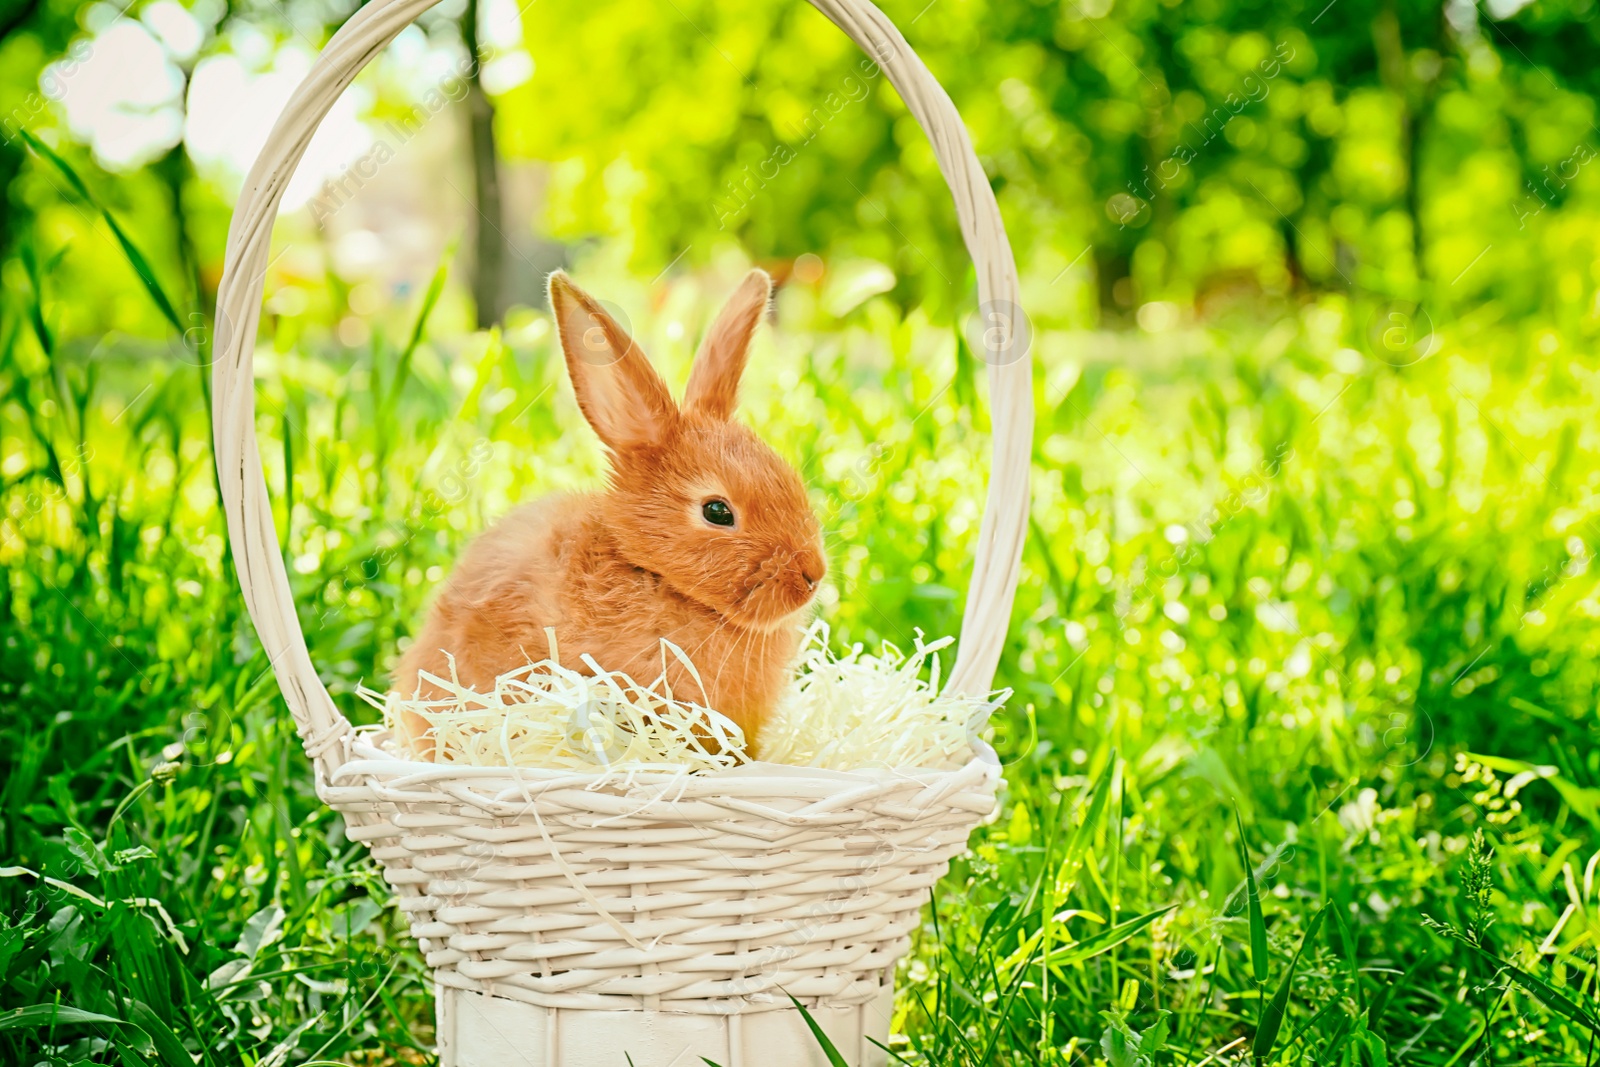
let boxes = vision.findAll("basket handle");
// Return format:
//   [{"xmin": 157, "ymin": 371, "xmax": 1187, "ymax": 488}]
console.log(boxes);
[{"xmin": 211, "ymin": 0, "xmax": 1031, "ymax": 777}]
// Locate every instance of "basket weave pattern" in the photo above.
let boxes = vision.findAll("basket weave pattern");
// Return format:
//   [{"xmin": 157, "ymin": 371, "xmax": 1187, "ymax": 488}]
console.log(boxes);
[{"xmin": 325, "ymin": 739, "xmax": 998, "ymax": 1013}]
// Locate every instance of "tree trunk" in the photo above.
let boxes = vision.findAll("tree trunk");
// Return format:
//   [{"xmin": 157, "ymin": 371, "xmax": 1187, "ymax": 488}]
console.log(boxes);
[
  {"xmin": 1372, "ymin": 2, "xmax": 1436, "ymax": 286},
  {"xmin": 462, "ymin": 0, "xmax": 506, "ymax": 329}
]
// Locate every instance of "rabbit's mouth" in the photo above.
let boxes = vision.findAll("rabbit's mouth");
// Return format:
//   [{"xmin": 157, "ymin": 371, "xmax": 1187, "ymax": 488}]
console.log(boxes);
[{"xmin": 730, "ymin": 550, "xmax": 826, "ymax": 630}]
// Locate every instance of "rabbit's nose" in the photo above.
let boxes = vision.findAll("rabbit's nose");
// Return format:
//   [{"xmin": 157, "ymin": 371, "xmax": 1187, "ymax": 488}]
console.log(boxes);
[{"xmin": 800, "ymin": 554, "xmax": 826, "ymax": 588}]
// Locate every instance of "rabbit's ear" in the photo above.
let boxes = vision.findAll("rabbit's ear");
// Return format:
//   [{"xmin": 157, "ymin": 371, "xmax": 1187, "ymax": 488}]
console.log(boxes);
[
  {"xmin": 684, "ymin": 269, "xmax": 771, "ymax": 421},
  {"xmin": 549, "ymin": 272, "xmax": 677, "ymax": 449}
]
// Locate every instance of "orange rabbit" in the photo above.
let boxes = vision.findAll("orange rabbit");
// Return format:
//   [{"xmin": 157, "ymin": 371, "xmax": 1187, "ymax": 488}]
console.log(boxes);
[{"xmin": 394, "ymin": 269, "xmax": 826, "ymax": 758}]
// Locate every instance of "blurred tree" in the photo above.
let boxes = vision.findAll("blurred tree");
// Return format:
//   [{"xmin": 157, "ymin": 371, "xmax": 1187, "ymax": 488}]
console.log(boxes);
[
  {"xmin": 494, "ymin": 0, "xmax": 1597, "ymax": 324},
  {"xmin": 2, "ymin": 0, "xmax": 1597, "ymax": 332},
  {"xmin": 0, "ymin": 0, "xmax": 81, "ymax": 256},
  {"xmin": 461, "ymin": 0, "xmax": 507, "ymax": 327}
]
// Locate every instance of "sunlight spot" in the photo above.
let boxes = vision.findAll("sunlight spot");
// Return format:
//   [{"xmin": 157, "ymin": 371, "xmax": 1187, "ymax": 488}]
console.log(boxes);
[
  {"xmin": 482, "ymin": 50, "xmax": 534, "ymax": 95},
  {"xmin": 1136, "ymin": 301, "xmax": 1179, "ymax": 333},
  {"xmin": 55, "ymin": 21, "xmax": 184, "ymax": 168},
  {"xmin": 143, "ymin": 0, "xmax": 204, "ymax": 62},
  {"xmin": 482, "ymin": 0, "xmax": 527, "ymax": 49},
  {"xmin": 186, "ymin": 47, "xmax": 374, "ymax": 208}
]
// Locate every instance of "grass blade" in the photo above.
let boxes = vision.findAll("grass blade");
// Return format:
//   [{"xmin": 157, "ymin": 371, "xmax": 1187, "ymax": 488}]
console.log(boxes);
[
  {"xmin": 1058, "ymin": 752, "xmax": 1116, "ymax": 895},
  {"xmin": 127, "ymin": 999, "xmax": 194, "ymax": 1064},
  {"xmin": 786, "ymin": 991, "xmax": 851, "ymax": 1067},
  {"xmin": 1253, "ymin": 901, "xmax": 1330, "ymax": 1063},
  {"xmin": 1448, "ymin": 932, "xmax": 1599, "ymax": 1034},
  {"xmin": 1235, "ymin": 806, "xmax": 1269, "ymax": 986},
  {"xmin": 1045, "ymin": 903, "xmax": 1177, "ymax": 967},
  {"xmin": 19, "ymin": 129, "xmax": 187, "ymax": 334},
  {"xmin": 1333, "ymin": 906, "xmax": 1363, "ymax": 1011},
  {"xmin": 0, "ymin": 1004, "xmax": 126, "ymax": 1031},
  {"xmin": 18, "ymin": 239, "xmax": 54, "ymax": 357},
  {"xmin": 387, "ymin": 251, "xmax": 451, "ymax": 414}
]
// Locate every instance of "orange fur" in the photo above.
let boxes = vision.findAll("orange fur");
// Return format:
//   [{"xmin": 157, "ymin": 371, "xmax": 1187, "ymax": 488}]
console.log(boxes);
[{"xmin": 394, "ymin": 270, "xmax": 826, "ymax": 758}]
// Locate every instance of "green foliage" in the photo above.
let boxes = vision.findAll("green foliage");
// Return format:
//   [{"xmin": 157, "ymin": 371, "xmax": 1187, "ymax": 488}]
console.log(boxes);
[
  {"xmin": 500, "ymin": 0, "xmax": 1600, "ymax": 325},
  {"xmin": 2, "ymin": 0, "xmax": 1600, "ymax": 1064},
  {"xmin": 6, "ymin": 169, "xmax": 1600, "ymax": 1058},
  {"xmin": 1100, "ymin": 1004, "xmax": 1169, "ymax": 1067}
]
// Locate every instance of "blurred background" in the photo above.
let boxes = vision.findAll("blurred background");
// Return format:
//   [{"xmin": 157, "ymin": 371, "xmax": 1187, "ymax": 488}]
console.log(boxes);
[
  {"xmin": 6, "ymin": 0, "xmax": 1598, "ymax": 334},
  {"xmin": 4, "ymin": 0, "xmax": 1600, "ymax": 1063}
]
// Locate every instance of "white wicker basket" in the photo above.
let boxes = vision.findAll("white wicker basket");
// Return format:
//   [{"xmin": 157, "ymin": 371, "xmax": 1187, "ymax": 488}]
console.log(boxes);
[{"xmin": 210, "ymin": 0, "xmax": 1030, "ymax": 1062}]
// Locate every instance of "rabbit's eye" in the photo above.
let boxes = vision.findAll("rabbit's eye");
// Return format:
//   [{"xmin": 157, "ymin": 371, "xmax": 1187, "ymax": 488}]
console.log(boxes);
[{"xmin": 702, "ymin": 499, "xmax": 735, "ymax": 527}]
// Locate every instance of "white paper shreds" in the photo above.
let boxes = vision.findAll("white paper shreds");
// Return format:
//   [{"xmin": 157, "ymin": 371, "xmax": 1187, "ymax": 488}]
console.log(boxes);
[
  {"xmin": 359, "ymin": 621, "xmax": 1008, "ymax": 772},
  {"xmin": 758, "ymin": 623, "xmax": 1008, "ymax": 770}
]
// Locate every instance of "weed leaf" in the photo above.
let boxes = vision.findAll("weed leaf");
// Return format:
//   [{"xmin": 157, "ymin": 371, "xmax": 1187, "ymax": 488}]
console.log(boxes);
[{"xmin": 0, "ymin": 1003, "xmax": 125, "ymax": 1032}]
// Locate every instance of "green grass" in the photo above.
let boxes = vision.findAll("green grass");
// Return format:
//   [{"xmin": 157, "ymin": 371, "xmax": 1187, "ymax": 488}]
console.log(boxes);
[{"xmin": 3, "ymin": 157, "xmax": 1600, "ymax": 1065}]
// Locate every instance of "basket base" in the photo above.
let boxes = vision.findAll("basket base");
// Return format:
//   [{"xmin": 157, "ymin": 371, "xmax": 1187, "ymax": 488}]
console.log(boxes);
[{"xmin": 435, "ymin": 985, "xmax": 893, "ymax": 1067}]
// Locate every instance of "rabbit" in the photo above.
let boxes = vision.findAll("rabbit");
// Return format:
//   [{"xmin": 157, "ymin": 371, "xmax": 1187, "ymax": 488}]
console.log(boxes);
[{"xmin": 393, "ymin": 268, "xmax": 827, "ymax": 760}]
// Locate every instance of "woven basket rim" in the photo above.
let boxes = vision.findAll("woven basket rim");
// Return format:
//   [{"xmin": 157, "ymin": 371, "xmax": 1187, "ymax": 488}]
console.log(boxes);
[{"xmin": 328, "ymin": 728, "xmax": 1002, "ymax": 805}]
